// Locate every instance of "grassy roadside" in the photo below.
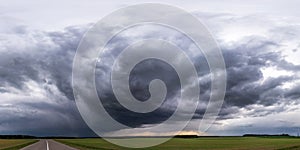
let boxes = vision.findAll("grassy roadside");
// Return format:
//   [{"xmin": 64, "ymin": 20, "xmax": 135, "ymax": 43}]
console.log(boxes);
[
  {"xmin": 56, "ymin": 139, "xmax": 119, "ymax": 150},
  {"xmin": 0, "ymin": 139, "xmax": 38, "ymax": 150},
  {"xmin": 56, "ymin": 137, "xmax": 300, "ymax": 150}
]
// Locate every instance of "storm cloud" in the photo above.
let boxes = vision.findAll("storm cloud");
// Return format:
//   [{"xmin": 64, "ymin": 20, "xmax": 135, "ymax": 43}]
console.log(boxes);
[
  {"xmin": 1, "ymin": 10, "xmax": 300, "ymax": 136},
  {"xmin": 0, "ymin": 25, "xmax": 96, "ymax": 136}
]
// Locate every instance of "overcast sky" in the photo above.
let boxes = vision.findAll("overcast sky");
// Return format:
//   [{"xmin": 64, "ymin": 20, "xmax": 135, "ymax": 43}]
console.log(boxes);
[{"xmin": 1, "ymin": 0, "xmax": 300, "ymax": 137}]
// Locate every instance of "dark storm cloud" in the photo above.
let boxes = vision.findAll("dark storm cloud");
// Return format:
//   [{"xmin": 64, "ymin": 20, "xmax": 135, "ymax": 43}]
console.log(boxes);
[
  {"xmin": 97, "ymin": 59, "xmax": 181, "ymax": 128},
  {"xmin": 215, "ymin": 36, "xmax": 300, "ymax": 120},
  {"xmin": 0, "ymin": 25, "xmax": 88, "ymax": 99},
  {"xmin": 98, "ymin": 33, "xmax": 300, "ymax": 127},
  {"xmin": 0, "ymin": 25, "xmax": 96, "ymax": 136},
  {"xmin": 0, "ymin": 101, "xmax": 90, "ymax": 136},
  {"xmin": 91, "ymin": 25, "xmax": 300, "ymax": 129},
  {"xmin": 1, "ymin": 14, "xmax": 300, "ymax": 136}
]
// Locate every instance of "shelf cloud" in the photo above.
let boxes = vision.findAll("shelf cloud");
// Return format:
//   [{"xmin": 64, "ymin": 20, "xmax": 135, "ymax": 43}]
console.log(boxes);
[{"xmin": 1, "ymin": 2, "xmax": 300, "ymax": 136}]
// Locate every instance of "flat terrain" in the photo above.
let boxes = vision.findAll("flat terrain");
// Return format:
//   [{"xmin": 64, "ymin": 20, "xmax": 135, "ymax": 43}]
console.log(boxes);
[
  {"xmin": 57, "ymin": 137, "xmax": 300, "ymax": 150},
  {"xmin": 0, "ymin": 139, "xmax": 37, "ymax": 150},
  {"xmin": 20, "ymin": 139, "xmax": 78, "ymax": 150}
]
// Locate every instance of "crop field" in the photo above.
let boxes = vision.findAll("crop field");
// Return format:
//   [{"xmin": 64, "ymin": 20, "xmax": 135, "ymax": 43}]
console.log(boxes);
[
  {"xmin": 0, "ymin": 139, "xmax": 37, "ymax": 150},
  {"xmin": 56, "ymin": 137, "xmax": 300, "ymax": 150}
]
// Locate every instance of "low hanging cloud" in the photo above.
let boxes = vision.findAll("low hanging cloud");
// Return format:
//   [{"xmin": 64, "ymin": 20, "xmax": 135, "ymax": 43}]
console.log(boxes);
[
  {"xmin": 0, "ymin": 25, "xmax": 96, "ymax": 136},
  {"xmin": 0, "ymin": 12, "xmax": 300, "ymax": 136}
]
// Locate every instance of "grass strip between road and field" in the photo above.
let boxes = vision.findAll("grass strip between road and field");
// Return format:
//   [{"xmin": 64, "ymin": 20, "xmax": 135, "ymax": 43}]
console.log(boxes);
[
  {"xmin": 1, "ymin": 140, "xmax": 38, "ymax": 150},
  {"xmin": 277, "ymin": 144, "xmax": 300, "ymax": 150},
  {"xmin": 55, "ymin": 139, "xmax": 115, "ymax": 150}
]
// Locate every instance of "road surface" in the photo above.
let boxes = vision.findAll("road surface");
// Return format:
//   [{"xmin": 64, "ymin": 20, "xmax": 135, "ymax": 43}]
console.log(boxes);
[{"xmin": 21, "ymin": 139, "xmax": 78, "ymax": 150}]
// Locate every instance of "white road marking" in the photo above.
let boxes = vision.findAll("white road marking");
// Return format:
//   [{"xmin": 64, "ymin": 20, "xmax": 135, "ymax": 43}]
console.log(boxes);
[{"xmin": 46, "ymin": 140, "xmax": 49, "ymax": 150}]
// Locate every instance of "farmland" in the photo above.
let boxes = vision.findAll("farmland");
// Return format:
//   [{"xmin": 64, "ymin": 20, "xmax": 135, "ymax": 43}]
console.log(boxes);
[
  {"xmin": 56, "ymin": 137, "xmax": 300, "ymax": 150},
  {"xmin": 0, "ymin": 139, "xmax": 37, "ymax": 150}
]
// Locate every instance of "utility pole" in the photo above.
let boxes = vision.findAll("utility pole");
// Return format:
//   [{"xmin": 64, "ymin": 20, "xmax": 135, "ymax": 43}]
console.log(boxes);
[{"xmin": 298, "ymin": 128, "xmax": 299, "ymax": 137}]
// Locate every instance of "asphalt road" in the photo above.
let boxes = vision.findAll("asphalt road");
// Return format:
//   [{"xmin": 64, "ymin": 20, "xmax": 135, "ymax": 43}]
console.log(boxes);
[{"xmin": 21, "ymin": 139, "xmax": 78, "ymax": 150}]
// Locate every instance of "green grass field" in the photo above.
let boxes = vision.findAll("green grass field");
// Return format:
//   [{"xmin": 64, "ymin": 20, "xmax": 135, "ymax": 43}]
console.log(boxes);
[
  {"xmin": 0, "ymin": 139, "xmax": 37, "ymax": 150},
  {"xmin": 56, "ymin": 137, "xmax": 300, "ymax": 150}
]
